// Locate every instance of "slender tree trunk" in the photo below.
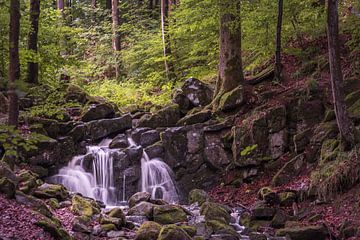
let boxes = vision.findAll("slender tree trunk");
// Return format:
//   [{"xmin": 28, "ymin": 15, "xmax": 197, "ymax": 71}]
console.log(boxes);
[
  {"xmin": 214, "ymin": 0, "xmax": 244, "ymax": 99},
  {"xmin": 27, "ymin": 0, "xmax": 40, "ymax": 84},
  {"xmin": 91, "ymin": 0, "xmax": 97, "ymax": 22},
  {"xmin": 57, "ymin": 0, "xmax": 65, "ymax": 18},
  {"xmin": 327, "ymin": 0, "xmax": 355, "ymax": 146},
  {"xmin": 274, "ymin": 0, "xmax": 283, "ymax": 81},
  {"xmin": 161, "ymin": 0, "xmax": 176, "ymax": 84},
  {"xmin": 112, "ymin": 0, "xmax": 121, "ymax": 79},
  {"xmin": 8, "ymin": 0, "xmax": 20, "ymax": 127}
]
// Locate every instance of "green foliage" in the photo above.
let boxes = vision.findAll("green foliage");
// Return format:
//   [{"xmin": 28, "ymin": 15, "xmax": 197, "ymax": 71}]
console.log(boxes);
[{"xmin": 241, "ymin": 144, "xmax": 258, "ymax": 156}]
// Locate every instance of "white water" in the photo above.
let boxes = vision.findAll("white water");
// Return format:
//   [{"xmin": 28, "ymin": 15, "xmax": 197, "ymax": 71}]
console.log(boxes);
[
  {"xmin": 128, "ymin": 138, "xmax": 179, "ymax": 203},
  {"xmin": 51, "ymin": 139, "xmax": 117, "ymax": 206}
]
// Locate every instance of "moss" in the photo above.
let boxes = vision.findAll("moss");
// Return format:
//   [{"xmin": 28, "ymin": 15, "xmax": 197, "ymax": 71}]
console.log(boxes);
[
  {"xmin": 349, "ymin": 99, "xmax": 360, "ymax": 117},
  {"xmin": 319, "ymin": 139, "xmax": 341, "ymax": 165},
  {"xmin": 100, "ymin": 223, "xmax": 116, "ymax": 232},
  {"xmin": 188, "ymin": 189, "xmax": 210, "ymax": 205},
  {"xmin": 200, "ymin": 202, "xmax": 231, "ymax": 224},
  {"xmin": 135, "ymin": 221, "xmax": 161, "ymax": 240},
  {"xmin": 47, "ymin": 198, "xmax": 60, "ymax": 209},
  {"xmin": 71, "ymin": 195, "xmax": 100, "ymax": 217},
  {"xmin": 179, "ymin": 225, "xmax": 197, "ymax": 237},
  {"xmin": 278, "ymin": 192, "xmax": 297, "ymax": 207},
  {"xmin": 205, "ymin": 220, "xmax": 238, "ymax": 236},
  {"xmin": 217, "ymin": 86, "xmax": 244, "ymax": 112},
  {"xmin": 158, "ymin": 225, "xmax": 192, "ymax": 240},
  {"xmin": 345, "ymin": 90, "xmax": 360, "ymax": 106},
  {"xmin": 153, "ymin": 205, "xmax": 187, "ymax": 225},
  {"xmin": 36, "ymin": 220, "xmax": 72, "ymax": 240}
]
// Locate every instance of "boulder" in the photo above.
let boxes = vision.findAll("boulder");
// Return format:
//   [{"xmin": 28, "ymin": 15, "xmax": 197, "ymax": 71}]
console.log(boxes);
[
  {"xmin": 177, "ymin": 110, "xmax": 212, "ymax": 126},
  {"xmin": 173, "ymin": 77, "xmax": 213, "ymax": 111},
  {"xmin": 15, "ymin": 191, "xmax": 52, "ymax": 218},
  {"xmin": 34, "ymin": 183, "xmax": 69, "ymax": 201},
  {"xmin": 272, "ymin": 154, "xmax": 305, "ymax": 186},
  {"xmin": 153, "ymin": 204, "xmax": 188, "ymax": 224},
  {"xmin": 278, "ymin": 191, "xmax": 297, "ymax": 207},
  {"xmin": 200, "ymin": 202, "xmax": 231, "ymax": 224},
  {"xmin": 81, "ymin": 103, "xmax": 115, "ymax": 122},
  {"xmin": 135, "ymin": 221, "xmax": 162, "ymax": 240},
  {"xmin": 188, "ymin": 189, "xmax": 210, "ymax": 205},
  {"xmin": 145, "ymin": 142, "xmax": 165, "ymax": 159},
  {"xmin": 0, "ymin": 177, "xmax": 16, "ymax": 198},
  {"xmin": 204, "ymin": 131, "xmax": 231, "ymax": 169},
  {"xmin": 205, "ymin": 220, "xmax": 239, "ymax": 237},
  {"xmin": 129, "ymin": 192, "xmax": 151, "ymax": 208},
  {"xmin": 128, "ymin": 201, "xmax": 155, "ymax": 218},
  {"xmin": 140, "ymin": 130, "xmax": 160, "ymax": 147},
  {"xmin": 217, "ymin": 86, "xmax": 244, "ymax": 111},
  {"xmin": 266, "ymin": 105, "xmax": 286, "ymax": 133},
  {"xmin": 109, "ymin": 134, "xmax": 128, "ymax": 149},
  {"xmin": 107, "ymin": 207, "xmax": 126, "ymax": 220},
  {"xmin": 137, "ymin": 104, "xmax": 181, "ymax": 128},
  {"xmin": 294, "ymin": 128, "xmax": 312, "ymax": 153},
  {"xmin": 270, "ymin": 209, "xmax": 292, "ymax": 229},
  {"xmin": 269, "ymin": 130, "xmax": 288, "ymax": 159},
  {"xmin": 71, "ymin": 195, "xmax": 101, "ymax": 217},
  {"xmin": 257, "ymin": 187, "xmax": 279, "ymax": 206},
  {"xmin": 276, "ymin": 225, "xmax": 328, "ymax": 240},
  {"xmin": 251, "ymin": 205, "xmax": 277, "ymax": 220},
  {"xmin": 100, "ymin": 216, "xmax": 125, "ymax": 229},
  {"xmin": 65, "ymin": 84, "xmax": 88, "ymax": 104},
  {"xmin": 158, "ymin": 224, "xmax": 192, "ymax": 240},
  {"xmin": 36, "ymin": 220, "xmax": 72, "ymax": 240}
]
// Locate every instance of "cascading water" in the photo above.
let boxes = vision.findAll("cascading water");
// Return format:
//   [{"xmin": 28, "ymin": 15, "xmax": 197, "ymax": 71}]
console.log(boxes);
[
  {"xmin": 51, "ymin": 139, "xmax": 117, "ymax": 206},
  {"xmin": 128, "ymin": 138, "xmax": 179, "ymax": 203}
]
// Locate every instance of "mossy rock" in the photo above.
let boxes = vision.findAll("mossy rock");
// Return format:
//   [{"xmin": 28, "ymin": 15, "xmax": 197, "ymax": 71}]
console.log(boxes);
[
  {"xmin": 272, "ymin": 154, "xmax": 305, "ymax": 187},
  {"xmin": 107, "ymin": 207, "xmax": 126, "ymax": 222},
  {"xmin": 157, "ymin": 224, "xmax": 192, "ymax": 240},
  {"xmin": 345, "ymin": 90, "xmax": 360, "ymax": 107},
  {"xmin": 153, "ymin": 204, "xmax": 187, "ymax": 224},
  {"xmin": 36, "ymin": 220, "xmax": 72, "ymax": 240},
  {"xmin": 34, "ymin": 183, "xmax": 69, "ymax": 201},
  {"xmin": 100, "ymin": 216, "xmax": 125, "ymax": 229},
  {"xmin": 188, "ymin": 189, "xmax": 210, "ymax": 205},
  {"xmin": 17, "ymin": 169, "xmax": 39, "ymax": 194},
  {"xmin": 177, "ymin": 110, "xmax": 212, "ymax": 126},
  {"xmin": 257, "ymin": 187, "xmax": 279, "ymax": 205},
  {"xmin": 137, "ymin": 104, "xmax": 181, "ymax": 128},
  {"xmin": 15, "ymin": 191, "xmax": 52, "ymax": 218},
  {"xmin": 47, "ymin": 198, "xmax": 60, "ymax": 209},
  {"xmin": 205, "ymin": 219, "xmax": 238, "ymax": 236},
  {"xmin": 135, "ymin": 221, "xmax": 161, "ymax": 240},
  {"xmin": 0, "ymin": 177, "xmax": 16, "ymax": 198},
  {"xmin": 319, "ymin": 139, "xmax": 341, "ymax": 165},
  {"xmin": 128, "ymin": 201, "xmax": 155, "ymax": 218},
  {"xmin": 65, "ymin": 84, "xmax": 88, "ymax": 104},
  {"xmin": 278, "ymin": 191, "xmax": 297, "ymax": 207},
  {"xmin": 276, "ymin": 225, "xmax": 328, "ymax": 240},
  {"xmin": 129, "ymin": 192, "xmax": 151, "ymax": 208},
  {"xmin": 218, "ymin": 86, "xmax": 244, "ymax": 112},
  {"xmin": 179, "ymin": 225, "xmax": 197, "ymax": 237},
  {"xmin": 200, "ymin": 202, "xmax": 231, "ymax": 224},
  {"xmin": 71, "ymin": 195, "xmax": 100, "ymax": 217},
  {"xmin": 100, "ymin": 223, "xmax": 116, "ymax": 232}
]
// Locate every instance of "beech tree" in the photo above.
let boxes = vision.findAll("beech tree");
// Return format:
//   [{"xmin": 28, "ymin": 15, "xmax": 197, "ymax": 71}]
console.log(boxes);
[
  {"xmin": 112, "ymin": 0, "xmax": 121, "ymax": 79},
  {"xmin": 27, "ymin": 0, "xmax": 40, "ymax": 84},
  {"xmin": 274, "ymin": 0, "xmax": 283, "ymax": 81},
  {"xmin": 8, "ymin": 0, "xmax": 21, "ymax": 127},
  {"xmin": 213, "ymin": 0, "xmax": 244, "ymax": 106},
  {"xmin": 327, "ymin": 0, "xmax": 355, "ymax": 146}
]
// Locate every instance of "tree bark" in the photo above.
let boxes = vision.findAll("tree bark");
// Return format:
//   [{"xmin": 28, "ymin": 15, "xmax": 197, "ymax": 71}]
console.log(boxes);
[
  {"xmin": 161, "ymin": 0, "xmax": 176, "ymax": 85},
  {"xmin": 27, "ymin": 0, "xmax": 40, "ymax": 84},
  {"xmin": 274, "ymin": 0, "xmax": 283, "ymax": 81},
  {"xmin": 215, "ymin": 0, "xmax": 244, "ymax": 98},
  {"xmin": 112, "ymin": 0, "xmax": 121, "ymax": 79},
  {"xmin": 8, "ymin": 0, "xmax": 21, "ymax": 127},
  {"xmin": 327, "ymin": 0, "xmax": 355, "ymax": 146}
]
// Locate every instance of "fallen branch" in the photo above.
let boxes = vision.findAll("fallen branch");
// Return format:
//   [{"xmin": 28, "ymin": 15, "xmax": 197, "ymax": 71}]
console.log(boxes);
[{"xmin": 246, "ymin": 67, "xmax": 275, "ymax": 85}]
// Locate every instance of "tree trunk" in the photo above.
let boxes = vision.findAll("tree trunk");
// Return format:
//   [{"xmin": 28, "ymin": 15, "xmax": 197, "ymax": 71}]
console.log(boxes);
[
  {"xmin": 161, "ymin": 0, "xmax": 176, "ymax": 85},
  {"xmin": 215, "ymin": 0, "xmax": 244, "ymax": 99},
  {"xmin": 57, "ymin": 0, "xmax": 65, "ymax": 18},
  {"xmin": 27, "ymin": 0, "xmax": 40, "ymax": 84},
  {"xmin": 8, "ymin": 0, "xmax": 21, "ymax": 127},
  {"xmin": 91, "ymin": 0, "xmax": 97, "ymax": 22},
  {"xmin": 327, "ymin": 0, "xmax": 355, "ymax": 147},
  {"xmin": 112, "ymin": 0, "xmax": 121, "ymax": 79},
  {"xmin": 274, "ymin": 0, "xmax": 283, "ymax": 81}
]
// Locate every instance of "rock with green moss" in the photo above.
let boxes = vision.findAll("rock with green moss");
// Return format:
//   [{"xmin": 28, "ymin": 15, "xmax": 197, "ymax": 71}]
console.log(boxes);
[
  {"xmin": 34, "ymin": 183, "xmax": 69, "ymax": 201},
  {"xmin": 137, "ymin": 104, "xmax": 181, "ymax": 128},
  {"xmin": 128, "ymin": 201, "xmax": 155, "ymax": 218},
  {"xmin": 205, "ymin": 219, "xmax": 238, "ymax": 237},
  {"xmin": 71, "ymin": 195, "xmax": 100, "ymax": 217},
  {"xmin": 135, "ymin": 221, "xmax": 162, "ymax": 240},
  {"xmin": 17, "ymin": 169, "xmax": 39, "ymax": 194},
  {"xmin": 257, "ymin": 187, "xmax": 279, "ymax": 205},
  {"xmin": 200, "ymin": 202, "xmax": 231, "ymax": 224},
  {"xmin": 100, "ymin": 215, "xmax": 125, "ymax": 229},
  {"xmin": 81, "ymin": 103, "xmax": 115, "ymax": 122},
  {"xmin": 270, "ymin": 209, "xmax": 293, "ymax": 229},
  {"xmin": 188, "ymin": 189, "xmax": 210, "ymax": 205},
  {"xmin": 47, "ymin": 198, "xmax": 60, "ymax": 209},
  {"xmin": 36, "ymin": 220, "xmax": 72, "ymax": 240},
  {"xmin": 319, "ymin": 139, "xmax": 341, "ymax": 165},
  {"xmin": 276, "ymin": 225, "xmax": 328, "ymax": 240},
  {"xmin": 15, "ymin": 191, "xmax": 52, "ymax": 218},
  {"xmin": 107, "ymin": 207, "xmax": 126, "ymax": 221},
  {"xmin": 278, "ymin": 191, "xmax": 297, "ymax": 207},
  {"xmin": 345, "ymin": 90, "xmax": 360, "ymax": 107},
  {"xmin": 158, "ymin": 225, "xmax": 192, "ymax": 240},
  {"xmin": 177, "ymin": 110, "xmax": 212, "ymax": 126},
  {"xmin": 0, "ymin": 177, "xmax": 16, "ymax": 198},
  {"xmin": 179, "ymin": 225, "xmax": 197, "ymax": 237},
  {"xmin": 101, "ymin": 223, "xmax": 117, "ymax": 232},
  {"xmin": 129, "ymin": 192, "xmax": 151, "ymax": 208},
  {"xmin": 153, "ymin": 204, "xmax": 187, "ymax": 224},
  {"xmin": 65, "ymin": 84, "xmax": 89, "ymax": 104},
  {"xmin": 217, "ymin": 86, "xmax": 244, "ymax": 112}
]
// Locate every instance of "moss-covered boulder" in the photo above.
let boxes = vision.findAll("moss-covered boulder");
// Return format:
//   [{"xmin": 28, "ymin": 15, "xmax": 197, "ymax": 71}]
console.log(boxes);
[
  {"xmin": 135, "ymin": 221, "xmax": 162, "ymax": 240},
  {"xmin": 276, "ymin": 225, "xmax": 328, "ymax": 240},
  {"xmin": 71, "ymin": 195, "xmax": 100, "ymax": 217},
  {"xmin": 278, "ymin": 191, "xmax": 297, "ymax": 207},
  {"xmin": 81, "ymin": 103, "xmax": 115, "ymax": 122},
  {"xmin": 65, "ymin": 84, "xmax": 88, "ymax": 104},
  {"xmin": 158, "ymin": 225, "xmax": 192, "ymax": 240},
  {"xmin": 319, "ymin": 139, "xmax": 341, "ymax": 165},
  {"xmin": 177, "ymin": 110, "xmax": 212, "ymax": 126},
  {"xmin": 36, "ymin": 220, "xmax": 72, "ymax": 240},
  {"xmin": 15, "ymin": 191, "xmax": 52, "ymax": 218},
  {"xmin": 188, "ymin": 189, "xmax": 210, "ymax": 205},
  {"xmin": 179, "ymin": 225, "xmax": 197, "ymax": 237},
  {"xmin": 218, "ymin": 86, "xmax": 244, "ymax": 112},
  {"xmin": 34, "ymin": 183, "xmax": 69, "ymax": 201},
  {"xmin": 107, "ymin": 207, "xmax": 126, "ymax": 221},
  {"xmin": 17, "ymin": 169, "xmax": 39, "ymax": 194},
  {"xmin": 100, "ymin": 215, "xmax": 125, "ymax": 229},
  {"xmin": 137, "ymin": 104, "xmax": 181, "ymax": 128},
  {"xmin": 257, "ymin": 187, "xmax": 279, "ymax": 205},
  {"xmin": 128, "ymin": 201, "xmax": 155, "ymax": 218},
  {"xmin": 200, "ymin": 202, "xmax": 231, "ymax": 224},
  {"xmin": 205, "ymin": 219, "xmax": 238, "ymax": 237},
  {"xmin": 153, "ymin": 204, "xmax": 187, "ymax": 224},
  {"xmin": 0, "ymin": 177, "xmax": 16, "ymax": 198}
]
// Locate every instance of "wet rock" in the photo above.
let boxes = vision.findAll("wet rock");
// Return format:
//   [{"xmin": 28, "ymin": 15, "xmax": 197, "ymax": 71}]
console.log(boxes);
[
  {"xmin": 158, "ymin": 224, "xmax": 193, "ymax": 240},
  {"xmin": 188, "ymin": 189, "xmax": 211, "ymax": 205},
  {"xmin": 71, "ymin": 195, "xmax": 101, "ymax": 217},
  {"xmin": 276, "ymin": 225, "xmax": 328, "ymax": 240},
  {"xmin": 126, "ymin": 146, "xmax": 143, "ymax": 163},
  {"xmin": 0, "ymin": 177, "xmax": 16, "ymax": 198},
  {"xmin": 249, "ymin": 232, "xmax": 267, "ymax": 240},
  {"xmin": 177, "ymin": 110, "xmax": 212, "ymax": 126},
  {"xmin": 161, "ymin": 127, "xmax": 188, "ymax": 169},
  {"xmin": 34, "ymin": 183, "xmax": 69, "ymax": 201},
  {"xmin": 218, "ymin": 86, "xmax": 244, "ymax": 111},
  {"xmin": 173, "ymin": 77, "xmax": 213, "ymax": 111},
  {"xmin": 153, "ymin": 204, "xmax": 188, "ymax": 224},
  {"xmin": 130, "ymin": 127, "xmax": 152, "ymax": 144},
  {"xmin": 109, "ymin": 134, "xmax": 128, "ymax": 149},
  {"xmin": 129, "ymin": 192, "xmax": 151, "ymax": 208},
  {"xmin": 135, "ymin": 221, "xmax": 162, "ymax": 240},
  {"xmin": 140, "ymin": 130, "xmax": 160, "ymax": 147},
  {"xmin": 145, "ymin": 142, "xmax": 165, "ymax": 159},
  {"xmin": 137, "ymin": 104, "xmax": 181, "ymax": 128},
  {"xmin": 128, "ymin": 201, "xmax": 155, "ymax": 218},
  {"xmin": 81, "ymin": 103, "xmax": 115, "ymax": 122}
]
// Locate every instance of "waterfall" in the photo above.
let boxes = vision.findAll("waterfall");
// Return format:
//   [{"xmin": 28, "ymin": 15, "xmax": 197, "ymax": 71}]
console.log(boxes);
[
  {"xmin": 128, "ymin": 138, "xmax": 179, "ymax": 203},
  {"xmin": 51, "ymin": 139, "xmax": 117, "ymax": 206}
]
